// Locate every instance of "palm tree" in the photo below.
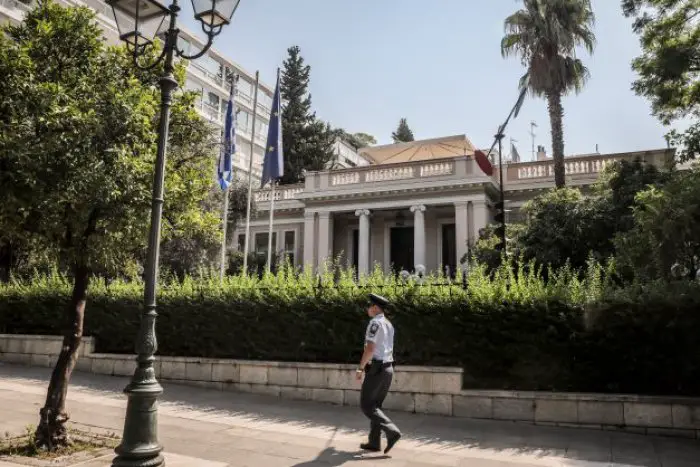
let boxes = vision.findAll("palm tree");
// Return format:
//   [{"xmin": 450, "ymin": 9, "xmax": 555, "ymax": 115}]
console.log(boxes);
[{"xmin": 501, "ymin": 0, "xmax": 595, "ymax": 188}]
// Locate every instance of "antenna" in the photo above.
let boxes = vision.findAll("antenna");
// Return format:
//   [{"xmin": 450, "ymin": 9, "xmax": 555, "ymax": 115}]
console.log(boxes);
[{"xmin": 529, "ymin": 121, "xmax": 537, "ymax": 161}]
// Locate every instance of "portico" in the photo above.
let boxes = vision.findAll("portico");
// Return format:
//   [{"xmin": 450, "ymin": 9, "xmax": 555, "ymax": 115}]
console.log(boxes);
[{"xmin": 300, "ymin": 199, "xmax": 491, "ymax": 275}]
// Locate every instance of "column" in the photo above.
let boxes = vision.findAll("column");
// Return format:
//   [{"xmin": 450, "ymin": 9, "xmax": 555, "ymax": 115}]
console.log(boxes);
[
  {"xmin": 303, "ymin": 211, "xmax": 316, "ymax": 272},
  {"xmin": 471, "ymin": 200, "xmax": 490, "ymax": 241},
  {"xmin": 355, "ymin": 209, "xmax": 371, "ymax": 276},
  {"xmin": 410, "ymin": 205, "xmax": 426, "ymax": 271},
  {"xmin": 454, "ymin": 201, "xmax": 469, "ymax": 269},
  {"xmin": 317, "ymin": 212, "xmax": 333, "ymax": 272}
]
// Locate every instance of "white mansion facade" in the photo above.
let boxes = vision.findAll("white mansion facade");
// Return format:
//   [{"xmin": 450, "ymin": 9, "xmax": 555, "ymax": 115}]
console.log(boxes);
[{"xmin": 237, "ymin": 134, "xmax": 673, "ymax": 276}]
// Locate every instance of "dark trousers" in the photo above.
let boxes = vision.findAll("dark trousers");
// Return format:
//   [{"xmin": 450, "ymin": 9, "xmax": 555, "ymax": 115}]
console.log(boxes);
[{"xmin": 360, "ymin": 361, "xmax": 401, "ymax": 446}]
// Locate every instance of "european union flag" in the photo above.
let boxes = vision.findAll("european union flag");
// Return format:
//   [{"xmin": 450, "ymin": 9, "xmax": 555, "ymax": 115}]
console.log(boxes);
[
  {"xmin": 261, "ymin": 70, "xmax": 283, "ymax": 188},
  {"xmin": 217, "ymin": 85, "xmax": 235, "ymax": 190}
]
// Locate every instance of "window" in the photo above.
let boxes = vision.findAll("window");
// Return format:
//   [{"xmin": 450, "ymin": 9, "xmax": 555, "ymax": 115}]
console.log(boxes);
[
  {"xmin": 197, "ymin": 55, "xmax": 223, "ymax": 83},
  {"xmin": 204, "ymin": 91, "xmax": 220, "ymax": 120},
  {"xmin": 254, "ymin": 232, "xmax": 277, "ymax": 255},
  {"xmin": 237, "ymin": 234, "xmax": 245, "ymax": 252},
  {"xmin": 283, "ymin": 231, "xmax": 295, "ymax": 265},
  {"xmin": 238, "ymin": 78, "xmax": 253, "ymax": 100},
  {"xmin": 256, "ymin": 120, "xmax": 268, "ymax": 139},
  {"xmin": 257, "ymin": 91, "xmax": 272, "ymax": 110},
  {"xmin": 238, "ymin": 110, "xmax": 251, "ymax": 133}
]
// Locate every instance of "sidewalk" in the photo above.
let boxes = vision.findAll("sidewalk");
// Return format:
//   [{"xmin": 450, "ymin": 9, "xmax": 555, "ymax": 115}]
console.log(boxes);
[{"xmin": 0, "ymin": 363, "xmax": 698, "ymax": 466}]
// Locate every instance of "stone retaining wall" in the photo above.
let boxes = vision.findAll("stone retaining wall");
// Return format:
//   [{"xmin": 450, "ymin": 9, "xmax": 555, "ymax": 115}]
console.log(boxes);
[{"xmin": 2, "ymin": 334, "xmax": 699, "ymax": 439}]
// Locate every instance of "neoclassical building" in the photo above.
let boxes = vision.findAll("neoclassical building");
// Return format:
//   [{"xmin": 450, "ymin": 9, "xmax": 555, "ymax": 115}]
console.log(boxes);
[{"xmin": 234, "ymin": 134, "xmax": 672, "ymax": 275}]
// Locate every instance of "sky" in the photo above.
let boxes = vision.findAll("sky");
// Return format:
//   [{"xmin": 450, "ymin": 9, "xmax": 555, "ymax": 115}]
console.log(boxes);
[{"xmin": 181, "ymin": 0, "xmax": 672, "ymax": 161}]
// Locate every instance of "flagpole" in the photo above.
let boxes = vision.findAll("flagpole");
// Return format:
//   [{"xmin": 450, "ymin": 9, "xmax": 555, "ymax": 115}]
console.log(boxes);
[
  {"xmin": 266, "ymin": 180, "xmax": 276, "ymax": 271},
  {"xmin": 219, "ymin": 77, "xmax": 237, "ymax": 280},
  {"xmin": 220, "ymin": 186, "xmax": 230, "ymax": 279},
  {"xmin": 242, "ymin": 71, "xmax": 261, "ymax": 275}
]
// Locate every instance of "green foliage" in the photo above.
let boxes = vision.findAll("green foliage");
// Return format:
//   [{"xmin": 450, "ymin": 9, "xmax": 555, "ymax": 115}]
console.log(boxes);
[
  {"xmin": 616, "ymin": 166, "xmax": 700, "ymax": 280},
  {"xmin": 0, "ymin": 1, "xmax": 220, "ymax": 278},
  {"xmin": 623, "ymin": 0, "xmax": 700, "ymax": 162},
  {"xmin": 502, "ymin": 0, "xmax": 596, "ymax": 187},
  {"xmin": 351, "ymin": 132, "xmax": 377, "ymax": 148},
  {"xmin": 4, "ymin": 262, "xmax": 700, "ymax": 395},
  {"xmin": 279, "ymin": 46, "xmax": 335, "ymax": 185},
  {"xmin": 473, "ymin": 160, "xmax": 669, "ymax": 273},
  {"xmin": 391, "ymin": 118, "xmax": 415, "ymax": 143},
  {"xmin": 468, "ymin": 223, "xmax": 525, "ymax": 269},
  {"xmin": 519, "ymin": 188, "xmax": 612, "ymax": 270},
  {"xmin": 331, "ymin": 129, "xmax": 377, "ymax": 150}
]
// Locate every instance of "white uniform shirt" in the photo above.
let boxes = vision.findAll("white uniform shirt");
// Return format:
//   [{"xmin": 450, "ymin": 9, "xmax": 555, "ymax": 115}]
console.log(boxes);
[{"xmin": 365, "ymin": 313, "xmax": 394, "ymax": 362}]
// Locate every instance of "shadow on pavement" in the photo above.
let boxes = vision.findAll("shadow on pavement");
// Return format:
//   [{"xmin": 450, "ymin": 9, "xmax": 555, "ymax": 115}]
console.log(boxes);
[
  {"xmin": 2, "ymin": 363, "xmax": 697, "ymax": 467},
  {"xmin": 289, "ymin": 448, "xmax": 388, "ymax": 466}
]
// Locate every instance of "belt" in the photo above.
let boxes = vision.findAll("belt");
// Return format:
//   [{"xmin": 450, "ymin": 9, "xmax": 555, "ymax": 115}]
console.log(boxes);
[{"xmin": 371, "ymin": 359, "xmax": 394, "ymax": 369}]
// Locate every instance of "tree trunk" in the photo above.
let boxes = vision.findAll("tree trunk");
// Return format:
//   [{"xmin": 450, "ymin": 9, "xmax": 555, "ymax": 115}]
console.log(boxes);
[
  {"xmin": 34, "ymin": 262, "xmax": 89, "ymax": 450},
  {"xmin": 547, "ymin": 91, "xmax": 566, "ymax": 188}
]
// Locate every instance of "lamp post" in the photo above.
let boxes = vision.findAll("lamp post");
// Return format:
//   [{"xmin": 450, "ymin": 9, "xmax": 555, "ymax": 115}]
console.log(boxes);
[{"xmin": 106, "ymin": 0, "xmax": 241, "ymax": 465}]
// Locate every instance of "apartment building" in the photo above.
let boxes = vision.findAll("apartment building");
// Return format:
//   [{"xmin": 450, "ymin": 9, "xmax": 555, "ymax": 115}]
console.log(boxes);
[{"xmin": 0, "ymin": 0, "xmax": 275, "ymax": 183}]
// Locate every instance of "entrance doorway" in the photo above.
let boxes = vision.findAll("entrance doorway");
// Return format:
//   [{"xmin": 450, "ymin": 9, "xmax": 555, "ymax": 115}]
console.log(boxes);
[
  {"xmin": 390, "ymin": 227, "xmax": 414, "ymax": 273},
  {"xmin": 441, "ymin": 224, "xmax": 456, "ymax": 278}
]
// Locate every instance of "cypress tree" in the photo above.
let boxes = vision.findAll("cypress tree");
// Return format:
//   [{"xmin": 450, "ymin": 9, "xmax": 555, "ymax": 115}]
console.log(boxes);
[
  {"xmin": 392, "ymin": 118, "xmax": 415, "ymax": 143},
  {"xmin": 279, "ymin": 46, "xmax": 334, "ymax": 184}
]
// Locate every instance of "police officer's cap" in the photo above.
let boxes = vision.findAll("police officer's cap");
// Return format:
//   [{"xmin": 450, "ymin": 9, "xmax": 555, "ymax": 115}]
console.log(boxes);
[{"xmin": 369, "ymin": 293, "xmax": 390, "ymax": 309}]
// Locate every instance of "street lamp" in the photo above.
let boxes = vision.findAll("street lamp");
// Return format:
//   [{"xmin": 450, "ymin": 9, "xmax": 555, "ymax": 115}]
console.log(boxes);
[{"xmin": 106, "ymin": 0, "xmax": 241, "ymax": 466}]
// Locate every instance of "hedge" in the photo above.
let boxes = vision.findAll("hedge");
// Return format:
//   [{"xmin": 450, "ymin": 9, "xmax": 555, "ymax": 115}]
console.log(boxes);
[{"xmin": 2, "ymin": 263, "xmax": 700, "ymax": 396}]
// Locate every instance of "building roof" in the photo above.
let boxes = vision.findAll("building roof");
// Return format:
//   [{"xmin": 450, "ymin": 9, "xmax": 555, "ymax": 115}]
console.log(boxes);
[{"xmin": 359, "ymin": 134, "xmax": 477, "ymax": 165}]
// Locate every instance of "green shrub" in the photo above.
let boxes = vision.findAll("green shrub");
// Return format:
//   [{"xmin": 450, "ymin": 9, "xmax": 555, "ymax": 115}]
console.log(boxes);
[{"xmin": 2, "ymin": 262, "xmax": 700, "ymax": 396}]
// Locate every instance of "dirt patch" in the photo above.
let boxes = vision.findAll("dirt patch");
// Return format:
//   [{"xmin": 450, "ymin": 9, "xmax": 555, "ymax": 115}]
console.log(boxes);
[{"xmin": 0, "ymin": 427, "xmax": 118, "ymax": 466}]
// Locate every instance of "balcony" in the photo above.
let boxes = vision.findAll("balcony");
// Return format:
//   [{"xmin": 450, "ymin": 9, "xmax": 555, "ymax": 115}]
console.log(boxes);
[
  {"xmin": 1, "ymin": 0, "xmax": 32, "ymax": 12},
  {"xmin": 190, "ymin": 61, "xmax": 224, "ymax": 88},
  {"xmin": 201, "ymin": 101, "xmax": 220, "ymax": 123},
  {"xmin": 502, "ymin": 149, "xmax": 672, "ymax": 190},
  {"xmin": 252, "ymin": 157, "xmax": 488, "ymax": 211},
  {"xmin": 0, "ymin": 0, "xmax": 33, "ymax": 22},
  {"xmin": 254, "ymin": 185, "xmax": 304, "ymax": 203}
]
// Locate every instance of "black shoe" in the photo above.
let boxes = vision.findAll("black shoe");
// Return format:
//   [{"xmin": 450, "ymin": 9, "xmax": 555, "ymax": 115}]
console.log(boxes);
[
  {"xmin": 384, "ymin": 433, "xmax": 401, "ymax": 454},
  {"xmin": 360, "ymin": 442, "xmax": 381, "ymax": 452}
]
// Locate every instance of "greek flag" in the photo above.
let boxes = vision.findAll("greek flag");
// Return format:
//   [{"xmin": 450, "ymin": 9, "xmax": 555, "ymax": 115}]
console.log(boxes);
[
  {"xmin": 217, "ymin": 86, "xmax": 235, "ymax": 190},
  {"xmin": 261, "ymin": 71, "xmax": 283, "ymax": 187}
]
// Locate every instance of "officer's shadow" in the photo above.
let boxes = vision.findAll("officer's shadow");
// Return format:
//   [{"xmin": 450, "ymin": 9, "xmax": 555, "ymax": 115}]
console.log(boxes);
[{"xmin": 291, "ymin": 447, "xmax": 390, "ymax": 466}]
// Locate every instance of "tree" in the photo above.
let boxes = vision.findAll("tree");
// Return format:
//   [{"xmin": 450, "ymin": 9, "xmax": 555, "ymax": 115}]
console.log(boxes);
[
  {"xmin": 279, "ymin": 46, "xmax": 334, "ymax": 185},
  {"xmin": 622, "ymin": 0, "xmax": 700, "ymax": 162},
  {"xmin": 0, "ymin": 1, "xmax": 219, "ymax": 447},
  {"xmin": 501, "ymin": 0, "xmax": 596, "ymax": 188},
  {"xmin": 518, "ymin": 188, "xmax": 610, "ymax": 270},
  {"xmin": 331, "ymin": 128, "xmax": 377, "ymax": 149},
  {"xmin": 593, "ymin": 158, "xmax": 670, "ymax": 233},
  {"xmin": 392, "ymin": 118, "xmax": 415, "ymax": 143},
  {"xmin": 352, "ymin": 132, "xmax": 377, "ymax": 148},
  {"xmin": 616, "ymin": 168, "xmax": 700, "ymax": 280}
]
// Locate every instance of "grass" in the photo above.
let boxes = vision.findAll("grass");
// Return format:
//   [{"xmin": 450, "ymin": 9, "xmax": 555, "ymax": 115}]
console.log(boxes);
[{"xmin": 0, "ymin": 425, "xmax": 119, "ymax": 460}]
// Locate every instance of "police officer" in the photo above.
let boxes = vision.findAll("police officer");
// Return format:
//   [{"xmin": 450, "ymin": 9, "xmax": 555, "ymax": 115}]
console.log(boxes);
[{"xmin": 355, "ymin": 293, "xmax": 401, "ymax": 454}]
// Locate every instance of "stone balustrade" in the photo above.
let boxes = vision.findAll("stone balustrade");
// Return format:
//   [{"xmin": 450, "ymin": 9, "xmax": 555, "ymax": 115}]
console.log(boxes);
[
  {"xmin": 3, "ymin": 334, "xmax": 699, "ymax": 439},
  {"xmin": 512, "ymin": 156, "xmax": 621, "ymax": 181},
  {"xmin": 330, "ymin": 160, "xmax": 456, "ymax": 187},
  {"xmin": 253, "ymin": 185, "xmax": 304, "ymax": 203}
]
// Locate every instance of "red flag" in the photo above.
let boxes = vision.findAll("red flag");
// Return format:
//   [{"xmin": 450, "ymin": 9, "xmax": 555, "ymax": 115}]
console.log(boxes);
[{"xmin": 474, "ymin": 150, "xmax": 493, "ymax": 176}]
